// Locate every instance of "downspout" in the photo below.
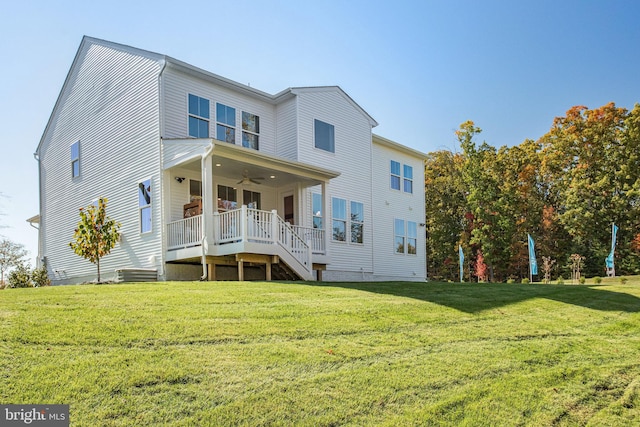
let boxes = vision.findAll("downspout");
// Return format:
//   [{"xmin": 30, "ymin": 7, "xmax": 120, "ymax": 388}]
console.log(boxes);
[
  {"xmin": 33, "ymin": 152, "xmax": 42, "ymax": 267},
  {"xmin": 200, "ymin": 142, "xmax": 215, "ymax": 280},
  {"xmin": 157, "ymin": 58, "xmax": 167, "ymax": 279}
]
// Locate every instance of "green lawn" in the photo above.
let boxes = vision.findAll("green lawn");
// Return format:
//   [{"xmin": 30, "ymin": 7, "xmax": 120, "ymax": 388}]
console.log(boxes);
[{"xmin": 2, "ymin": 279, "xmax": 639, "ymax": 426}]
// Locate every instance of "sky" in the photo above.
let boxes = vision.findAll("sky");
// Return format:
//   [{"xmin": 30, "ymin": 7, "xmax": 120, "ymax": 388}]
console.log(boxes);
[{"xmin": 1, "ymin": 0, "xmax": 639, "ymax": 264}]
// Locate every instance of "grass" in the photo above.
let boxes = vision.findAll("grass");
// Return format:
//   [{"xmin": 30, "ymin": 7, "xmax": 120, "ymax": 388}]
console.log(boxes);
[{"xmin": 1, "ymin": 279, "xmax": 639, "ymax": 426}]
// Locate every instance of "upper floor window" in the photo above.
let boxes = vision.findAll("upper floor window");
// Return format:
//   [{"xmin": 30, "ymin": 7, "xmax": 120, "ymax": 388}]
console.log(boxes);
[
  {"xmin": 390, "ymin": 160, "xmax": 413, "ymax": 194},
  {"xmin": 138, "ymin": 179, "xmax": 152, "ymax": 233},
  {"xmin": 216, "ymin": 103, "xmax": 236, "ymax": 144},
  {"xmin": 390, "ymin": 161, "xmax": 401, "ymax": 190},
  {"xmin": 350, "ymin": 201, "xmax": 364, "ymax": 244},
  {"xmin": 314, "ymin": 119, "xmax": 335, "ymax": 153},
  {"xmin": 188, "ymin": 94, "xmax": 209, "ymax": 138},
  {"xmin": 241, "ymin": 111, "xmax": 259, "ymax": 150},
  {"xmin": 312, "ymin": 193, "xmax": 323, "ymax": 229},
  {"xmin": 403, "ymin": 165, "xmax": 414, "ymax": 194},
  {"xmin": 332, "ymin": 197, "xmax": 346, "ymax": 241},
  {"xmin": 71, "ymin": 141, "xmax": 80, "ymax": 178}
]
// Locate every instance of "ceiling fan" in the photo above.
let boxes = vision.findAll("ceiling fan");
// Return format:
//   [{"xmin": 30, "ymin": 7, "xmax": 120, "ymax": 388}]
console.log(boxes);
[{"xmin": 237, "ymin": 169, "xmax": 264, "ymax": 185}]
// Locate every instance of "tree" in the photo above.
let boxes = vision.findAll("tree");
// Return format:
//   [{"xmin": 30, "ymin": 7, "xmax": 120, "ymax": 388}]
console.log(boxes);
[
  {"xmin": 0, "ymin": 238, "xmax": 28, "ymax": 284},
  {"xmin": 69, "ymin": 198, "xmax": 121, "ymax": 283}
]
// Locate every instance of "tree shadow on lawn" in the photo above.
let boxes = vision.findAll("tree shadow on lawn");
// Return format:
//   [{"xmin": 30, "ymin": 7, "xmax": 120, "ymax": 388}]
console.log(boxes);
[{"xmin": 304, "ymin": 281, "xmax": 640, "ymax": 314}]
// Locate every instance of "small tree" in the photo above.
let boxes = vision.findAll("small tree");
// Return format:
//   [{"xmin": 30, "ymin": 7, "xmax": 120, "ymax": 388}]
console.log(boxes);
[
  {"xmin": 570, "ymin": 253, "xmax": 585, "ymax": 284},
  {"xmin": 541, "ymin": 256, "xmax": 556, "ymax": 284},
  {"xmin": 7, "ymin": 262, "xmax": 32, "ymax": 288},
  {"xmin": 0, "ymin": 238, "xmax": 28, "ymax": 284},
  {"xmin": 475, "ymin": 250, "xmax": 488, "ymax": 282},
  {"xmin": 69, "ymin": 198, "xmax": 121, "ymax": 283}
]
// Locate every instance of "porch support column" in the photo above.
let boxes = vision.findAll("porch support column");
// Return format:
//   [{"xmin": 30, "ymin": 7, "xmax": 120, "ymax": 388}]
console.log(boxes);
[
  {"xmin": 322, "ymin": 180, "xmax": 330, "ymax": 256},
  {"xmin": 238, "ymin": 260, "xmax": 244, "ymax": 281},
  {"xmin": 200, "ymin": 142, "xmax": 215, "ymax": 280}
]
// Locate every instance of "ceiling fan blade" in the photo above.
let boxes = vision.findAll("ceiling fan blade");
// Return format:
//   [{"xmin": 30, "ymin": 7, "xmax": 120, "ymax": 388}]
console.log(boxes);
[{"xmin": 250, "ymin": 178, "xmax": 262, "ymax": 185}]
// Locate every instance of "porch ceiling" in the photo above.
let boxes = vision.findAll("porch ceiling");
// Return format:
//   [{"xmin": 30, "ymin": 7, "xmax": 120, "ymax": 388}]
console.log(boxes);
[{"xmin": 165, "ymin": 139, "xmax": 340, "ymax": 188}]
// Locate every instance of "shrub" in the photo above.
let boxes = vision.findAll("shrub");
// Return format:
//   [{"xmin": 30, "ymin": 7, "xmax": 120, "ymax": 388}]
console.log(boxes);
[
  {"xmin": 593, "ymin": 276, "xmax": 602, "ymax": 284},
  {"xmin": 506, "ymin": 279, "xmax": 516, "ymax": 284},
  {"xmin": 7, "ymin": 263, "xmax": 32, "ymax": 288},
  {"xmin": 32, "ymin": 266, "xmax": 51, "ymax": 287},
  {"xmin": 557, "ymin": 276, "xmax": 564, "ymax": 285},
  {"xmin": 521, "ymin": 278, "xmax": 530, "ymax": 285},
  {"xmin": 579, "ymin": 277, "xmax": 586, "ymax": 284},
  {"xmin": 620, "ymin": 277, "xmax": 628, "ymax": 285}
]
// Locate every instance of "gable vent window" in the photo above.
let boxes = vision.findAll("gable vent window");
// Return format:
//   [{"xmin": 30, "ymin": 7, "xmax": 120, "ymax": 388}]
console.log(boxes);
[
  {"xmin": 188, "ymin": 94, "xmax": 210, "ymax": 138},
  {"xmin": 314, "ymin": 119, "xmax": 335, "ymax": 153},
  {"xmin": 216, "ymin": 103, "xmax": 236, "ymax": 144},
  {"xmin": 241, "ymin": 111, "xmax": 259, "ymax": 150},
  {"xmin": 71, "ymin": 141, "xmax": 80, "ymax": 178}
]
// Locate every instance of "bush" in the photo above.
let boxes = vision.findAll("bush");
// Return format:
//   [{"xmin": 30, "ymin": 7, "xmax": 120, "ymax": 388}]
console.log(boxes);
[
  {"xmin": 593, "ymin": 276, "xmax": 602, "ymax": 284},
  {"xmin": 557, "ymin": 276, "xmax": 564, "ymax": 285},
  {"xmin": 579, "ymin": 277, "xmax": 586, "ymax": 284},
  {"xmin": 620, "ymin": 277, "xmax": 628, "ymax": 285},
  {"xmin": 32, "ymin": 266, "xmax": 51, "ymax": 287},
  {"xmin": 521, "ymin": 278, "xmax": 530, "ymax": 284},
  {"xmin": 506, "ymin": 278, "xmax": 516, "ymax": 284},
  {"xmin": 7, "ymin": 263, "xmax": 32, "ymax": 288}
]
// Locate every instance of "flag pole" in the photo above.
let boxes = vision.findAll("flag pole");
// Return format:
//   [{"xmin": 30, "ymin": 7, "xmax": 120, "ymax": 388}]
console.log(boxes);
[{"xmin": 528, "ymin": 236, "xmax": 532, "ymax": 283}]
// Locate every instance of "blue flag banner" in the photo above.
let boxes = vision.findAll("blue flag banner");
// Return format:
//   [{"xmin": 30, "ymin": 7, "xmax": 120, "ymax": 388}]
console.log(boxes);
[
  {"xmin": 459, "ymin": 245, "xmax": 464, "ymax": 282},
  {"xmin": 528, "ymin": 234, "xmax": 538, "ymax": 275},
  {"xmin": 605, "ymin": 223, "xmax": 618, "ymax": 269}
]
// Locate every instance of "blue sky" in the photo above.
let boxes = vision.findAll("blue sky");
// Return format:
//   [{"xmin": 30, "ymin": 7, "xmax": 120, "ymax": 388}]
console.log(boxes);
[{"xmin": 1, "ymin": 0, "xmax": 639, "ymax": 263}]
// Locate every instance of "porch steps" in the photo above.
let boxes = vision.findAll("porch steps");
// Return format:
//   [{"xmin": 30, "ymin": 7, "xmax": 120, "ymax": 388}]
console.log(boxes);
[{"xmin": 264, "ymin": 263, "xmax": 300, "ymax": 281}]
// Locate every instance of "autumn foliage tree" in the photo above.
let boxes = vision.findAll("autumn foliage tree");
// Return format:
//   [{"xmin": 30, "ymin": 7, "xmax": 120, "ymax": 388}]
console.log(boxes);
[{"xmin": 69, "ymin": 198, "xmax": 121, "ymax": 283}]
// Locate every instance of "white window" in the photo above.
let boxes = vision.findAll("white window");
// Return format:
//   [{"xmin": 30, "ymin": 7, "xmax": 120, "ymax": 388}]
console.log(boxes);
[
  {"xmin": 217, "ymin": 185, "xmax": 237, "ymax": 212},
  {"xmin": 138, "ymin": 179, "xmax": 152, "ymax": 233},
  {"xmin": 390, "ymin": 160, "xmax": 401, "ymax": 190},
  {"xmin": 188, "ymin": 94, "xmax": 209, "ymax": 138},
  {"xmin": 350, "ymin": 201, "xmax": 364, "ymax": 244},
  {"xmin": 332, "ymin": 197, "xmax": 346, "ymax": 241},
  {"xmin": 394, "ymin": 219, "xmax": 417, "ymax": 255},
  {"xmin": 216, "ymin": 103, "xmax": 236, "ymax": 144},
  {"xmin": 312, "ymin": 193, "xmax": 323, "ymax": 229},
  {"xmin": 241, "ymin": 111, "xmax": 259, "ymax": 150},
  {"xmin": 71, "ymin": 141, "xmax": 80, "ymax": 178},
  {"xmin": 404, "ymin": 165, "xmax": 414, "ymax": 194},
  {"xmin": 314, "ymin": 119, "xmax": 335, "ymax": 153}
]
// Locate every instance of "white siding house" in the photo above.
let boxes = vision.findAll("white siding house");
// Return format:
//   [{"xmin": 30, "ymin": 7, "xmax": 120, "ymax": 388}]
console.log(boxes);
[{"xmin": 34, "ymin": 36, "xmax": 427, "ymax": 284}]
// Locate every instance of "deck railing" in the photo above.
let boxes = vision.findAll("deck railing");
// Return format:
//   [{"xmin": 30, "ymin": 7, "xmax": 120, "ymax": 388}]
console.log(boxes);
[
  {"xmin": 166, "ymin": 214, "xmax": 202, "ymax": 250},
  {"xmin": 167, "ymin": 207, "xmax": 321, "ymax": 274}
]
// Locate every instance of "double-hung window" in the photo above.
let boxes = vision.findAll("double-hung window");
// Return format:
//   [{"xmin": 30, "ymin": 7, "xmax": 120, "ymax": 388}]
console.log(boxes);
[
  {"xmin": 139, "ymin": 179, "xmax": 152, "ymax": 233},
  {"xmin": 312, "ymin": 193, "xmax": 323, "ymax": 229},
  {"xmin": 390, "ymin": 161, "xmax": 401, "ymax": 190},
  {"xmin": 350, "ymin": 201, "xmax": 364, "ymax": 244},
  {"xmin": 241, "ymin": 111, "xmax": 259, "ymax": 150},
  {"xmin": 188, "ymin": 94, "xmax": 210, "ymax": 138},
  {"xmin": 332, "ymin": 197, "xmax": 347, "ymax": 242},
  {"xmin": 71, "ymin": 141, "xmax": 80, "ymax": 178},
  {"xmin": 394, "ymin": 219, "xmax": 417, "ymax": 254},
  {"xmin": 243, "ymin": 190, "xmax": 261, "ymax": 210},
  {"xmin": 216, "ymin": 103, "xmax": 236, "ymax": 144},
  {"xmin": 314, "ymin": 119, "xmax": 335, "ymax": 153},
  {"xmin": 217, "ymin": 185, "xmax": 237, "ymax": 211},
  {"xmin": 403, "ymin": 165, "xmax": 413, "ymax": 194}
]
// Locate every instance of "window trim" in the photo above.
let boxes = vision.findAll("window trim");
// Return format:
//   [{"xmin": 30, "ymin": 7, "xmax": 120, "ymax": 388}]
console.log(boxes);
[
  {"xmin": 390, "ymin": 160, "xmax": 401, "ymax": 191},
  {"xmin": 394, "ymin": 218, "xmax": 418, "ymax": 255},
  {"xmin": 350, "ymin": 201, "xmax": 364, "ymax": 245},
  {"xmin": 403, "ymin": 164, "xmax": 414, "ymax": 194},
  {"xmin": 188, "ymin": 94, "xmax": 210, "ymax": 138},
  {"xmin": 71, "ymin": 141, "xmax": 80, "ymax": 178},
  {"xmin": 314, "ymin": 119, "xmax": 335, "ymax": 153},
  {"xmin": 138, "ymin": 178, "xmax": 152, "ymax": 234}
]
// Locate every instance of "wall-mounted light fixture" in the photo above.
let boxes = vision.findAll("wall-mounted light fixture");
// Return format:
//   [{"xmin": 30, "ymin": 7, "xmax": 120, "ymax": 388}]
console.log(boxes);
[{"xmin": 175, "ymin": 177, "xmax": 185, "ymax": 183}]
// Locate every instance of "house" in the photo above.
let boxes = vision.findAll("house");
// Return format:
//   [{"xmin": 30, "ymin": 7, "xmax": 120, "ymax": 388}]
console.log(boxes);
[{"xmin": 33, "ymin": 36, "xmax": 427, "ymax": 284}]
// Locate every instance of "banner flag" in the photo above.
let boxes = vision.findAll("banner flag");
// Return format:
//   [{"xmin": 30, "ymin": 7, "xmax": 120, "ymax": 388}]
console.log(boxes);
[
  {"xmin": 605, "ymin": 223, "xmax": 618, "ymax": 269},
  {"xmin": 459, "ymin": 245, "xmax": 464, "ymax": 282},
  {"xmin": 528, "ymin": 234, "xmax": 538, "ymax": 275}
]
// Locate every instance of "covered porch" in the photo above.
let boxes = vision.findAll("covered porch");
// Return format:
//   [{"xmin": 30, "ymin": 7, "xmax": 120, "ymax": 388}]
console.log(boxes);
[{"xmin": 162, "ymin": 138, "xmax": 339, "ymax": 280}]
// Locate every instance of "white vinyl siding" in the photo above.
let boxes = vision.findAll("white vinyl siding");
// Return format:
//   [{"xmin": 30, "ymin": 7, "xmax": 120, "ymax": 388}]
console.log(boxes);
[
  {"xmin": 275, "ymin": 97, "xmax": 298, "ymax": 160},
  {"xmin": 38, "ymin": 39, "xmax": 164, "ymax": 283}
]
